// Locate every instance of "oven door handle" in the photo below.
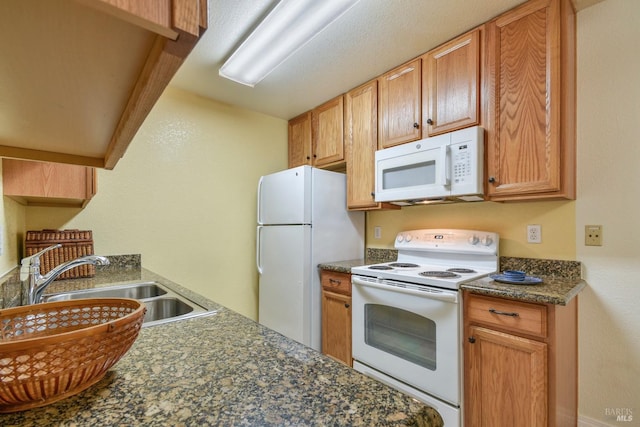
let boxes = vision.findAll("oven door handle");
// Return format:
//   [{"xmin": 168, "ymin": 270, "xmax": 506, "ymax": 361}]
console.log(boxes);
[{"xmin": 352, "ymin": 276, "xmax": 458, "ymax": 303}]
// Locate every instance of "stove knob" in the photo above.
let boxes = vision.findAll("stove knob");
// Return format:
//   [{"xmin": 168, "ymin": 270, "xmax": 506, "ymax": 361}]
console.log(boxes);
[
  {"xmin": 396, "ymin": 234, "xmax": 404, "ymax": 243},
  {"xmin": 468, "ymin": 235, "xmax": 479, "ymax": 245},
  {"xmin": 405, "ymin": 234, "xmax": 413, "ymax": 242},
  {"xmin": 481, "ymin": 235, "xmax": 494, "ymax": 246}
]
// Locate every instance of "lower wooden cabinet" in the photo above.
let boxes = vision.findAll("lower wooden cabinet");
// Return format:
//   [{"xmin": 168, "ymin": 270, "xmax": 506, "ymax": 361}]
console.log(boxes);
[
  {"xmin": 463, "ymin": 292, "xmax": 578, "ymax": 427},
  {"xmin": 2, "ymin": 159, "xmax": 96, "ymax": 208},
  {"xmin": 320, "ymin": 270, "xmax": 352, "ymax": 366}
]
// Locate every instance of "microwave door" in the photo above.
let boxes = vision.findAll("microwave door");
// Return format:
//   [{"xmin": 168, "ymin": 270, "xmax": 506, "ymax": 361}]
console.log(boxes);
[{"xmin": 375, "ymin": 144, "xmax": 450, "ymax": 202}]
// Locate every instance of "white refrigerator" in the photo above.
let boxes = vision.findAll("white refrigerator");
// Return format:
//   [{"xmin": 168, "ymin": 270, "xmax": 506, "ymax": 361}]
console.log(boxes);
[{"xmin": 256, "ymin": 165, "xmax": 364, "ymax": 351}]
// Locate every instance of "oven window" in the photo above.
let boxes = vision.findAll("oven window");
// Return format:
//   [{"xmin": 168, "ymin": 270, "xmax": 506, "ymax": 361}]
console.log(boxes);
[
  {"xmin": 382, "ymin": 161, "xmax": 436, "ymax": 189},
  {"xmin": 364, "ymin": 304, "xmax": 436, "ymax": 370}
]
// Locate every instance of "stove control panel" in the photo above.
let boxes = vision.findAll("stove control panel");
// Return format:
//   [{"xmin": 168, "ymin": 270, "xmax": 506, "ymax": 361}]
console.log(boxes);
[{"xmin": 395, "ymin": 229, "xmax": 499, "ymax": 255}]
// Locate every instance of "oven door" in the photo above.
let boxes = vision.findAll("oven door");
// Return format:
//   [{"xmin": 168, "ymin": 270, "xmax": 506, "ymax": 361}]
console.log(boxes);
[{"xmin": 352, "ymin": 275, "xmax": 460, "ymax": 405}]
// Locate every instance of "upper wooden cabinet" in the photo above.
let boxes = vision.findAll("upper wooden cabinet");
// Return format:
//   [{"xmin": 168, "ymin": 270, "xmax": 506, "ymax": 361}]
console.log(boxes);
[
  {"xmin": 288, "ymin": 97, "xmax": 345, "ymax": 170},
  {"xmin": 288, "ymin": 112, "xmax": 312, "ymax": 168},
  {"xmin": 485, "ymin": 0, "xmax": 576, "ymax": 201},
  {"xmin": 344, "ymin": 81, "xmax": 399, "ymax": 211},
  {"xmin": 423, "ymin": 28, "xmax": 482, "ymax": 137},
  {"xmin": 3, "ymin": 159, "xmax": 96, "ymax": 208},
  {"xmin": 378, "ymin": 59, "xmax": 422, "ymax": 148},
  {"xmin": 312, "ymin": 96, "xmax": 345, "ymax": 168},
  {"xmin": 0, "ymin": 0, "xmax": 207, "ymax": 170}
]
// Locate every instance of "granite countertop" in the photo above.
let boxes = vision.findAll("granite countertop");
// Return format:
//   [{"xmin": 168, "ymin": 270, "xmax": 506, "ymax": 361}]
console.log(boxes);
[
  {"xmin": 318, "ymin": 252, "xmax": 586, "ymax": 306},
  {"xmin": 0, "ymin": 259, "xmax": 442, "ymax": 426}
]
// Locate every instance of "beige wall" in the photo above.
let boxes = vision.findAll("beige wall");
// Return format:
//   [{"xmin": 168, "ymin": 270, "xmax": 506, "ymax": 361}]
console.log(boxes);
[
  {"xmin": 367, "ymin": 200, "xmax": 576, "ymax": 259},
  {"xmin": 575, "ymin": 0, "xmax": 639, "ymax": 424},
  {"xmin": 25, "ymin": 87, "xmax": 287, "ymax": 319}
]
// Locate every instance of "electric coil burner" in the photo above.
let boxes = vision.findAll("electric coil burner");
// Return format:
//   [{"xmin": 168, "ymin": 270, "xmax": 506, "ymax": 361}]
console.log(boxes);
[
  {"xmin": 351, "ymin": 229, "xmax": 500, "ymax": 427},
  {"xmin": 419, "ymin": 271, "xmax": 460, "ymax": 278}
]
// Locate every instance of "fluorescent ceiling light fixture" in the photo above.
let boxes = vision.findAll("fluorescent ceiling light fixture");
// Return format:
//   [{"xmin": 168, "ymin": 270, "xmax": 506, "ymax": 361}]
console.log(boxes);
[{"xmin": 219, "ymin": 0, "xmax": 360, "ymax": 87}]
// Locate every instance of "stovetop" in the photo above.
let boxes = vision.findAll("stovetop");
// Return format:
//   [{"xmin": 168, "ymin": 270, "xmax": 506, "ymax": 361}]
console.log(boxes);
[{"xmin": 352, "ymin": 229, "xmax": 499, "ymax": 290}]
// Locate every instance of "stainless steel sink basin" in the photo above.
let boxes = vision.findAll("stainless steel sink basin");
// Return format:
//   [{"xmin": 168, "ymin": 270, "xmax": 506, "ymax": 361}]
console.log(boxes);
[
  {"xmin": 144, "ymin": 297, "xmax": 195, "ymax": 322},
  {"xmin": 42, "ymin": 281, "xmax": 211, "ymax": 326},
  {"xmin": 44, "ymin": 282, "xmax": 167, "ymax": 300}
]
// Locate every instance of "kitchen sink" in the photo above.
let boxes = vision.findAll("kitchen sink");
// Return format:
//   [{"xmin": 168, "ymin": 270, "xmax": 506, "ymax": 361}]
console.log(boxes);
[
  {"xmin": 44, "ymin": 282, "xmax": 168, "ymax": 300},
  {"xmin": 43, "ymin": 281, "xmax": 211, "ymax": 326}
]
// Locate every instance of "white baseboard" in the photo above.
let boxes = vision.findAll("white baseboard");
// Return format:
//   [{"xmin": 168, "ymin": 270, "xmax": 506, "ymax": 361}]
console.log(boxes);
[{"xmin": 579, "ymin": 414, "xmax": 615, "ymax": 427}]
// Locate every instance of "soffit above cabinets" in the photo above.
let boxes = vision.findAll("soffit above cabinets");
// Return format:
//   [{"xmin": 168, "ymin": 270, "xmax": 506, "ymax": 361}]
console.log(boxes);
[{"xmin": 0, "ymin": 0, "xmax": 207, "ymax": 169}]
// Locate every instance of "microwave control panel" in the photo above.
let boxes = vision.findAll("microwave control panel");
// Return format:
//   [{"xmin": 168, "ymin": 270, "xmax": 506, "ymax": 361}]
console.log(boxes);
[{"xmin": 452, "ymin": 144, "xmax": 472, "ymax": 183}]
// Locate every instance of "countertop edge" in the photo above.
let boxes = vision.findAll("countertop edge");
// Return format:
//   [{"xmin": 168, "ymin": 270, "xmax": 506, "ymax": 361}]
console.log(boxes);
[{"xmin": 460, "ymin": 278, "xmax": 587, "ymax": 305}]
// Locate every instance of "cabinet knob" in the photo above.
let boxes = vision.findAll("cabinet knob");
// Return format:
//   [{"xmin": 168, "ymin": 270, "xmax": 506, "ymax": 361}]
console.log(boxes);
[
  {"xmin": 468, "ymin": 337, "xmax": 476, "ymax": 344},
  {"xmin": 345, "ymin": 303, "xmax": 350, "ymax": 308},
  {"xmin": 413, "ymin": 122, "xmax": 419, "ymax": 129},
  {"xmin": 306, "ymin": 156, "xmax": 310, "ymax": 160},
  {"xmin": 329, "ymin": 278, "xmax": 341, "ymax": 285},
  {"xmin": 488, "ymin": 176, "xmax": 496, "ymax": 184},
  {"xmin": 371, "ymin": 192, "xmax": 375, "ymax": 197},
  {"xmin": 426, "ymin": 118, "xmax": 433, "ymax": 125}
]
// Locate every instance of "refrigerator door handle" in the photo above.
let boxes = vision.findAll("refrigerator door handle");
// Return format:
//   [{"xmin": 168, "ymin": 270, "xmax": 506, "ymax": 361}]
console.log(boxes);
[
  {"xmin": 257, "ymin": 176, "xmax": 264, "ymax": 225},
  {"xmin": 256, "ymin": 225, "xmax": 263, "ymax": 274}
]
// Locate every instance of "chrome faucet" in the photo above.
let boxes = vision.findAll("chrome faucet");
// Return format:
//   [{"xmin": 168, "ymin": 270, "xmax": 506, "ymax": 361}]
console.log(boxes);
[{"xmin": 20, "ymin": 244, "xmax": 110, "ymax": 305}]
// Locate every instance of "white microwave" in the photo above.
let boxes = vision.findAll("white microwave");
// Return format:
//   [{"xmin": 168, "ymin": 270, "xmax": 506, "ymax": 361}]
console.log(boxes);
[{"xmin": 374, "ymin": 126, "xmax": 484, "ymax": 205}]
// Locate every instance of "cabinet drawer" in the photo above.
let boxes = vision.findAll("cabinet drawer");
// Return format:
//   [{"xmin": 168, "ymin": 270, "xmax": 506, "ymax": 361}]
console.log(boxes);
[
  {"xmin": 321, "ymin": 271, "xmax": 351, "ymax": 296},
  {"xmin": 466, "ymin": 293, "xmax": 547, "ymax": 338}
]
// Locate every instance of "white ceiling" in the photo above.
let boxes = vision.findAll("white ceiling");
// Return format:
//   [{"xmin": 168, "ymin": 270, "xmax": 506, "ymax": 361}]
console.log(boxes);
[{"xmin": 169, "ymin": 0, "xmax": 597, "ymax": 121}]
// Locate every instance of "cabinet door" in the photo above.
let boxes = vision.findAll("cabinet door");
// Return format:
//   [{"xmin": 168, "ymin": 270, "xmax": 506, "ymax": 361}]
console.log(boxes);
[
  {"xmin": 345, "ymin": 80, "xmax": 379, "ymax": 210},
  {"xmin": 2, "ymin": 159, "xmax": 96, "ymax": 208},
  {"xmin": 485, "ymin": 0, "xmax": 575, "ymax": 200},
  {"xmin": 466, "ymin": 325, "xmax": 547, "ymax": 427},
  {"xmin": 321, "ymin": 290, "xmax": 352, "ymax": 366},
  {"xmin": 288, "ymin": 112, "xmax": 312, "ymax": 168},
  {"xmin": 423, "ymin": 28, "xmax": 480, "ymax": 136},
  {"xmin": 378, "ymin": 59, "xmax": 422, "ymax": 148},
  {"xmin": 312, "ymin": 96, "xmax": 344, "ymax": 168}
]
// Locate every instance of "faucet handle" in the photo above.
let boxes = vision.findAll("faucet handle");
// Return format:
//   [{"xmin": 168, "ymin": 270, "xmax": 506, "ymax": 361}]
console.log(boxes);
[
  {"xmin": 21, "ymin": 244, "xmax": 62, "ymax": 268},
  {"xmin": 20, "ymin": 244, "xmax": 61, "ymax": 282}
]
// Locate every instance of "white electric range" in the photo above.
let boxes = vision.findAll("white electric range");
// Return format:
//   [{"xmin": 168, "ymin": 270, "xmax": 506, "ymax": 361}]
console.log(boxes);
[{"xmin": 351, "ymin": 228, "xmax": 499, "ymax": 427}]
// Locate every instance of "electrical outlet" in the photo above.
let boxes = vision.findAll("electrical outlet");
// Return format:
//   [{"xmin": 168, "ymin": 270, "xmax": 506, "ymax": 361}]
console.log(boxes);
[
  {"xmin": 585, "ymin": 225, "xmax": 603, "ymax": 246},
  {"xmin": 527, "ymin": 224, "xmax": 542, "ymax": 243},
  {"xmin": 374, "ymin": 226, "xmax": 382, "ymax": 239}
]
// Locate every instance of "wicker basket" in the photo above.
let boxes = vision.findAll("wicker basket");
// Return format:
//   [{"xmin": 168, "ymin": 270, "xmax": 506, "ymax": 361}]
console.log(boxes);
[
  {"xmin": 25, "ymin": 229, "xmax": 95, "ymax": 280},
  {"xmin": 0, "ymin": 298, "xmax": 146, "ymax": 413}
]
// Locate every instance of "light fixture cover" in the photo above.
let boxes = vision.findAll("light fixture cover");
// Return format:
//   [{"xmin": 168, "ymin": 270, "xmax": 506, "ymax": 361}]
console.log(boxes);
[{"xmin": 219, "ymin": 0, "xmax": 360, "ymax": 87}]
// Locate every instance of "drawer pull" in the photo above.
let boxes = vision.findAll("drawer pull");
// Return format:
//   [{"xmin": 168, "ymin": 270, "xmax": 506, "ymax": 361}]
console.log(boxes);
[
  {"xmin": 329, "ymin": 278, "xmax": 342, "ymax": 285},
  {"xmin": 489, "ymin": 308, "xmax": 519, "ymax": 317}
]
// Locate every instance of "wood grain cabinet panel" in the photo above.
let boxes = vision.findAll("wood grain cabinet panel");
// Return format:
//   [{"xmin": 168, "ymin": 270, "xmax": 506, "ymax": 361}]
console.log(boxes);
[
  {"xmin": 485, "ymin": 0, "xmax": 576, "ymax": 200},
  {"xmin": 466, "ymin": 325, "xmax": 548, "ymax": 426},
  {"xmin": 312, "ymin": 96, "xmax": 345, "ymax": 168},
  {"xmin": 423, "ymin": 28, "xmax": 481, "ymax": 136},
  {"xmin": 464, "ymin": 291, "xmax": 578, "ymax": 427},
  {"xmin": 3, "ymin": 159, "xmax": 96, "ymax": 208},
  {"xmin": 344, "ymin": 80, "xmax": 400, "ymax": 211},
  {"xmin": 378, "ymin": 59, "xmax": 422, "ymax": 148},
  {"xmin": 321, "ymin": 271, "xmax": 352, "ymax": 366},
  {"xmin": 288, "ymin": 112, "xmax": 312, "ymax": 168}
]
